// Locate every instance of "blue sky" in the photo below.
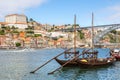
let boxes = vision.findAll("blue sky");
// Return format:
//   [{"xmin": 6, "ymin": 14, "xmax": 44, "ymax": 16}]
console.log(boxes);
[{"xmin": 1, "ymin": 0, "xmax": 120, "ymax": 27}]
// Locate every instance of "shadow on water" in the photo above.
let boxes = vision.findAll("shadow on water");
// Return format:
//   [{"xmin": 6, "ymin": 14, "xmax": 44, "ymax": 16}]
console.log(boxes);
[{"xmin": 53, "ymin": 65, "xmax": 117, "ymax": 80}]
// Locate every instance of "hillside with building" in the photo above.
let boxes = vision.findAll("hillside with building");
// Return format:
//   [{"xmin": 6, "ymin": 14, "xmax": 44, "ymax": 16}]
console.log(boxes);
[{"xmin": 0, "ymin": 14, "xmax": 119, "ymax": 49}]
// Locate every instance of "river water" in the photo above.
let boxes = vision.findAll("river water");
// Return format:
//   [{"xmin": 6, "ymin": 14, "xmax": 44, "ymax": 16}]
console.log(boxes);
[{"xmin": 0, "ymin": 48, "xmax": 120, "ymax": 80}]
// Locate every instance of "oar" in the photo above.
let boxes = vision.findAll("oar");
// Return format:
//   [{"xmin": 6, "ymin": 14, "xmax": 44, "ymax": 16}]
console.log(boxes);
[
  {"xmin": 30, "ymin": 48, "xmax": 72, "ymax": 73},
  {"xmin": 48, "ymin": 49, "xmax": 90, "ymax": 74}
]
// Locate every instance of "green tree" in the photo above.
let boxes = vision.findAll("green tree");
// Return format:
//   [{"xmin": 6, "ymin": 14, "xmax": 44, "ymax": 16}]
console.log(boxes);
[
  {"xmin": 29, "ymin": 18, "xmax": 34, "ymax": 22},
  {"xmin": 108, "ymin": 34, "xmax": 116, "ymax": 43},
  {"xmin": 12, "ymin": 30, "xmax": 19, "ymax": 33},
  {"xmin": 6, "ymin": 26, "xmax": 11, "ymax": 32},
  {"xmin": 52, "ymin": 37, "xmax": 58, "ymax": 41},
  {"xmin": 72, "ymin": 24, "xmax": 79, "ymax": 26},
  {"xmin": 110, "ymin": 30, "xmax": 116, "ymax": 34},
  {"xmin": 1, "ymin": 25, "xmax": 6, "ymax": 30},
  {"xmin": 34, "ymin": 34, "xmax": 42, "ymax": 37},
  {"xmin": 26, "ymin": 31, "xmax": 34, "ymax": 34},
  {"xmin": 0, "ymin": 30, "xmax": 5, "ymax": 35},
  {"xmin": 15, "ymin": 42, "xmax": 21, "ymax": 47},
  {"xmin": 26, "ymin": 17, "xmax": 29, "ymax": 23},
  {"xmin": 78, "ymin": 30, "xmax": 84, "ymax": 39},
  {"xmin": 64, "ymin": 24, "xmax": 67, "ymax": 26}
]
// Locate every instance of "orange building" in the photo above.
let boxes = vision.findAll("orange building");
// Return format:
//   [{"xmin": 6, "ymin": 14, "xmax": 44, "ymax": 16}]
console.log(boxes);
[{"xmin": 19, "ymin": 31, "xmax": 25, "ymax": 37}]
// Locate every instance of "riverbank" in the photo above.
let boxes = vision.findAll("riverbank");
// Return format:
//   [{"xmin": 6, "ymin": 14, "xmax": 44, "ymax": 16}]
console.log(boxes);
[{"xmin": 0, "ymin": 44, "xmax": 118, "ymax": 50}]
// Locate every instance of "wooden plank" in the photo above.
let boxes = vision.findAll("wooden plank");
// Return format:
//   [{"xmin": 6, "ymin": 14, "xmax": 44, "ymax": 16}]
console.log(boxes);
[{"xmin": 30, "ymin": 48, "xmax": 72, "ymax": 73}]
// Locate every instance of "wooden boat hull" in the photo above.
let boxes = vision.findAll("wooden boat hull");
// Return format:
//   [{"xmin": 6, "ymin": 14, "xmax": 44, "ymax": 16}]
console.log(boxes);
[
  {"xmin": 55, "ymin": 58, "xmax": 78, "ymax": 67},
  {"xmin": 77, "ymin": 58, "xmax": 115, "ymax": 68}
]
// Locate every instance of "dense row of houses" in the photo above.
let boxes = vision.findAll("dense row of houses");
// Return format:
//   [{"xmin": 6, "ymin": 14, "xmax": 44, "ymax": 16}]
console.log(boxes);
[
  {"xmin": 0, "ymin": 31, "xmax": 70, "ymax": 48},
  {"xmin": 0, "ymin": 14, "xmax": 68, "ymax": 48},
  {"xmin": 0, "ymin": 14, "xmax": 116, "ymax": 48}
]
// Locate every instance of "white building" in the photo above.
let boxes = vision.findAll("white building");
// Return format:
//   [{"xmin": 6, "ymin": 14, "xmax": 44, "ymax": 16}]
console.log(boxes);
[
  {"xmin": 50, "ymin": 32, "xmax": 68, "ymax": 38},
  {"xmin": 5, "ymin": 14, "xmax": 28, "ymax": 29}
]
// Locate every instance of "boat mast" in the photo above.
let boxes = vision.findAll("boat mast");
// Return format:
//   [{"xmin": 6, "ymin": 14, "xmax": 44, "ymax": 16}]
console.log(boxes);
[
  {"xmin": 91, "ymin": 13, "xmax": 94, "ymax": 51},
  {"xmin": 74, "ymin": 14, "xmax": 77, "ymax": 57}
]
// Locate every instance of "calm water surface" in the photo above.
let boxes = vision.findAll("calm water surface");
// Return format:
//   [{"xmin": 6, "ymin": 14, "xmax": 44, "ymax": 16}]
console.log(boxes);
[{"xmin": 0, "ymin": 48, "xmax": 120, "ymax": 80}]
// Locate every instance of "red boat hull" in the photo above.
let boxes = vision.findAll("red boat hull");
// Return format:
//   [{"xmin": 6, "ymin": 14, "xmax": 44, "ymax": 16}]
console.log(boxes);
[{"xmin": 114, "ymin": 55, "xmax": 120, "ymax": 61}]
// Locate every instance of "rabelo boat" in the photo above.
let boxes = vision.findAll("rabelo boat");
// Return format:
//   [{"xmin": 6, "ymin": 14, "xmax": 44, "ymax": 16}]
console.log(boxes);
[
  {"xmin": 55, "ymin": 15, "xmax": 80, "ymax": 67},
  {"xmin": 77, "ymin": 13, "xmax": 116, "ymax": 68}
]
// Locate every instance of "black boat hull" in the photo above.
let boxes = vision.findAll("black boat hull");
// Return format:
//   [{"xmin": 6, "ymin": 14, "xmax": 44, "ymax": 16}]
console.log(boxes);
[{"xmin": 55, "ymin": 58, "xmax": 78, "ymax": 67}]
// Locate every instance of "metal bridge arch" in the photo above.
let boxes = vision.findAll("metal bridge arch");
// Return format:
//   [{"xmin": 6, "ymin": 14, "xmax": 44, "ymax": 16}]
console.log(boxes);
[{"xmin": 94, "ymin": 24, "xmax": 120, "ymax": 43}]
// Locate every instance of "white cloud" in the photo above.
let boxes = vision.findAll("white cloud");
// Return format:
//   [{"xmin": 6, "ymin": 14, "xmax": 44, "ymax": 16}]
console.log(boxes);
[
  {"xmin": 95, "ymin": 5, "xmax": 120, "ymax": 25},
  {"xmin": 106, "ymin": 5, "xmax": 120, "ymax": 21},
  {"xmin": 108, "ymin": 5, "xmax": 120, "ymax": 11},
  {"xmin": 0, "ymin": 0, "xmax": 47, "ymax": 20}
]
